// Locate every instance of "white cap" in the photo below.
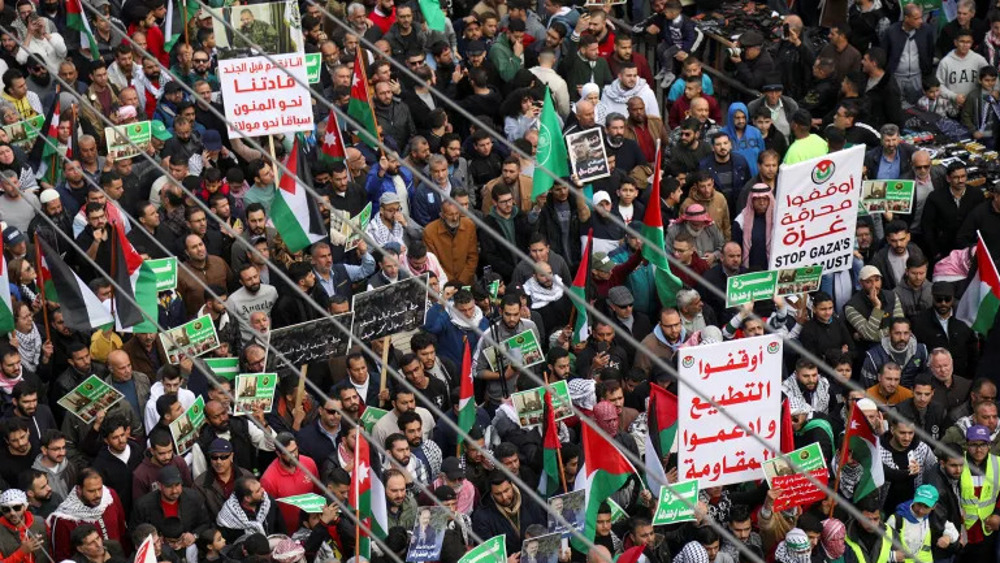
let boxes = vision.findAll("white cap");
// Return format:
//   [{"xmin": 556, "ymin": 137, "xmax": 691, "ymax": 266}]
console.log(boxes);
[
  {"xmin": 593, "ymin": 191, "xmax": 611, "ymax": 205},
  {"xmin": 856, "ymin": 398, "xmax": 878, "ymax": 413},
  {"xmin": 39, "ymin": 189, "xmax": 59, "ymax": 204}
]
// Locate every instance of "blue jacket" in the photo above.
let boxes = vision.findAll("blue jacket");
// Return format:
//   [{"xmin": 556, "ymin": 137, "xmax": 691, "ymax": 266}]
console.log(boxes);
[
  {"xmin": 409, "ymin": 177, "xmax": 457, "ymax": 227},
  {"xmin": 364, "ymin": 164, "xmax": 415, "ymax": 213},
  {"xmin": 652, "ymin": 12, "xmax": 698, "ymax": 52},
  {"xmin": 721, "ymin": 103, "xmax": 766, "ymax": 177},
  {"xmin": 421, "ymin": 304, "xmax": 489, "ymax": 367}
]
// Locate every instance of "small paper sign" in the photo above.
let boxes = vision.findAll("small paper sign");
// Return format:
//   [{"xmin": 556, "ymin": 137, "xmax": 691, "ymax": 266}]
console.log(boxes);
[
  {"xmin": 860, "ymin": 179, "xmax": 915, "ymax": 214},
  {"xmin": 459, "ymin": 535, "xmax": 507, "ymax": 563},
  {"xmin": 147, "ymin": 257, "xmax": 178, "ymax": 291},
  {"xmin": 57, "ymin": 375, "xmax": 125, "ymax": 425},
  {"xmin": 234, "ymin": 373, "xmax": 277, "ymax": 414},
  {"xmin": 763, "ymin": 443, "xmax": 829, "ymax": 511},
  {"xmin": 725, "ymin": 271, "xmax": 778, "ymax": 308},
  {"xmin": 305, "ymin": 53, "xmax": 322, "ymax": 84},
  {"xmin": 359, "ymin": 407, "xmax": 389, "ymax": 433},
  {"xmin": 104, "ymin": 120, "xmax": 151, "ymax": 160},
  {"xmin": 651, "ymin": 479, "xmax": 699, "ymax": 525},
  {"xmin": 169, "ymin": 396, "xmax": 206, "ymax": 455},
  {"xmin": 278, "ymin": 492, "xmax": 328, "ymax": 513}
]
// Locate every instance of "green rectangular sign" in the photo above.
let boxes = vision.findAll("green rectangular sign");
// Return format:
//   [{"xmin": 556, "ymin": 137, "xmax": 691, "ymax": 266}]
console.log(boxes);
[
  {"xmin": 147, "ymin": 257, "xmax": 178, "ymax": 291},
  {"xmin": 725, "ymin": 271, "xmax": 778, "ymax": 308},
  {"xmin": 305, "ymin": 53, "xmax": 321, "ymax": 84},
  {"xmin": 651, "ymin": 479, "xmax": 699, "ymax": 525}
]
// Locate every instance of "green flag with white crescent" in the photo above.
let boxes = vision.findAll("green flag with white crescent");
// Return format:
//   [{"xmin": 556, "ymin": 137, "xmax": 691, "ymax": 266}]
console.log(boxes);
[{"xmin": 532, "ymin": 87, "xmax": 569, "ymax": 200}]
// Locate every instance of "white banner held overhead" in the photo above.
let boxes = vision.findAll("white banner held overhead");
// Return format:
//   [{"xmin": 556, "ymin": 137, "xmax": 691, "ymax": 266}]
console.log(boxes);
[
  {"xmin": 218, "ymin": 54, "xmax": 313, "ymax": 138},
  {"xmin": 769, "ymin": 145, "xmax": 864, "ymax": 273},
  {"xmin": 677, "ymin": 335, "xmax": 782, "ymax": 487}
]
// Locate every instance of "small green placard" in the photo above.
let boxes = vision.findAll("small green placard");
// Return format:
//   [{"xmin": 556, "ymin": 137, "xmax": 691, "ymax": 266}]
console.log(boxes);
[
  {"xmin": 234, "ymin": 372, "xmax": 277, "ymax": 414},
  {"xmin": 861, "ymin": 179, "xmax": 915, "ymax": 214},
  {"xmin": 169, "ymin": 396, "xmax": 206, "ymax": 455},
  {"xmin": 725, "ymin": 271, "xmax": 778, "ymax": 308},
  {"xmin": 278, "ymin": 492, "xmax": 328, "ymax": 513},
  {"xmin": 57, "ymin": 375, "xmax": 125, "ymax": 425},
  {"xmin": 147, "ymin": 257, "xmax": 178, "ymax": 291},
  {"xmin": 160, "ymin": 314, "xmax": 221, "ymax": 364},
  {"xmin": 775, "ymin": 265, "xmax": 823, "ymax": 297},
  {"xmin": 651, "ymin": 479, "xmax": 699, "ymax": 526},
  {"xmin": 105, "ymin": 120, "xmax": 152, "ymax": 160},
  {"xmin": 3, "ymin": 114, "xmax": 44, "ymax": 151},
  {"xmin": 203, "ymin": 357, "xmax": 239, "ymax": 381},
  {"xmin": 607, "ymin": 499, "xmax": 628, "ymax": 524},
  {"xmin": 305, "ymin": 53, "xmax": 321, "ymax": 84},
  {"xmin": 511, "ymin": 380, "xmax": 571, "ymax": 428},
  {"xmin": 359, "ymin": 406, "xmax": 389, "ymax": 433}
]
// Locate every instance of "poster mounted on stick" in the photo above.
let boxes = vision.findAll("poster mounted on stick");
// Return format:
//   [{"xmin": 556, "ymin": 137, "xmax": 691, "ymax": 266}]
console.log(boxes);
[
  {"xmin": 218, "ymin": 55, "xmax": 313, "ymax": 138},
  {"xmin": 269, "ymin": 312, "xmax": 353, "ymax": 365},
  {"xmin": 351, "ymin": 274, "xmax": 429, "ymax": 343},
  {"xmin": 565, "ymin": 128, "xmax": 610, "ymax": 183},
  {"xmin": 769, "ymin": 145, "xmax": 864, "ymax": 274},
  {"xmin": 677, "ymin": 335, "xmax": 783, "ymax": 486},
  {"xmin": 762, "ymin": 443, "xmax": 829, "ymax": 511}
]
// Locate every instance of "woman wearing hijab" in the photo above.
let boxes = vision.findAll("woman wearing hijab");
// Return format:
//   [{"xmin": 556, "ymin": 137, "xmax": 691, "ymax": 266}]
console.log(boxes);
[{"xmin": 0, "ymin": 143, "xmax": 37, "ymax": 194}]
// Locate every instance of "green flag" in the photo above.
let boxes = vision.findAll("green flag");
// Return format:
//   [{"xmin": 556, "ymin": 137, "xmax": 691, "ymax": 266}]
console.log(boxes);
[
  {"xmin": 532, "ymin": 87, "xmax": 569, "ymax": 200},
  {"xmin": 418, "ymin": 0, "xmax": 447, "ymax": 32}
]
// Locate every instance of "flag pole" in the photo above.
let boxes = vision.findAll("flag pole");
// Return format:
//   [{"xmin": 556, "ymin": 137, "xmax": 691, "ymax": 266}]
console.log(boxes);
[
  {"xmin": 556, "ymin": 445, "xmax": 568, "ymax": 493},
  {"xmin": 268, "ymin": 135, "xmax": 280, "ymax": 185},
  {"xmin": 33, "ymin": 233, "xmax": 50, "ymax": 342},
  {"xmin": 354, "ymin": 434, "xmax": 362, "ymax": 563},
  {"xmin": 182, "ymin": 0, "xmax": 190, "ymax": 46},
  {"xmin": 108, "ymin": 223, "xmax": 117, "ymax": 321},
  {"xmin": 828, "ymin": 402, "xmax": 855, "ymax": 518}
]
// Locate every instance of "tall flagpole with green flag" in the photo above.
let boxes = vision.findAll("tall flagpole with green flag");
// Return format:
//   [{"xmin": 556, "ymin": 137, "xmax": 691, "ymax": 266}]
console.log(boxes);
[
  {"xmin": 531, "ymin": 87, "xmax": 569, "ymax": 200},
  {"xmin": 570, "ymin": 228, "xmax": 593, "ymax": 345},
  {"xmin": 639, "ymin": 140, "xmax": 682, "ymax": 307}
]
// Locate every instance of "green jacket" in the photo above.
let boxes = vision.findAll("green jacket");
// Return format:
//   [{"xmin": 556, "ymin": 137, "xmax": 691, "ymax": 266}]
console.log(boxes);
[
  {"xmin": 386, "ymin": 493, "xmax": 418, "ymax": 531},
  {"xmin": 489, "ymin": 34, "xmax": 524, "ymax": 82},
  {"xmin": 560, "ymin": 48, "xmax": 613, "ymax": 100}
]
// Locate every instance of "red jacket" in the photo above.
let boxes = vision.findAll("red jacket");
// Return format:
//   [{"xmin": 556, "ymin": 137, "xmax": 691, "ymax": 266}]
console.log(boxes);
[
  {"xmin": 49, "ymin": 489, "xmax": 130, "ymax": 562},
  {"xmin": 0, "ymin": 511, "xmax": 45, "ymax": 563}
]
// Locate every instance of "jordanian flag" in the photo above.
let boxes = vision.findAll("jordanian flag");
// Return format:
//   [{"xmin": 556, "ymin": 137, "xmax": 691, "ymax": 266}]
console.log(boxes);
[
  {"xmin": 320, "ymin": 110, "xmax": 347, "ymax": 167},
  {"xmin": 640, "ymin": 143, "xmax": 682, "ymax": 307},
  {"xmin": 111, "ymin": 224, "xmax": 159, "ymax": 333},
  {"xmin": 350, "ymin": 435, "xmax": 387, "ymax": 559},
  {"xmin": 164, "ymin": 0, "xmax": 198, "ymax": 53},
  {"xmin": 456, "ymin": 340, "xmax": 475, "ymax": 449},
  {"xmin": 840, "ymin": 403, "xmax": 884, "ymax": 501},
  {"xmin": 531, "ymin": 87, "xmax": 569, "ymax": 199},
  {"xmin": 348, "ymin": 48, "xmax": 379, "ymax": 148},
  {"xmin": 957, "ymin": 232, "xmax": 1000, "ymax": 335},
  {"xmin": 0, "ymin": 237, "xmax": 14, "ymax": 334},
  {"xmin": 570, "ymin": 229, "xmax": 592, "ymax": 345},
  {"xmin": 36, "ymin": 237, "xmax": 113, "ymax": 331},
  {"xmin": 67, "ymin": 0, "xmax": 99, "ymax": 61},
  {"xmin": 573, "ymin": 423, "xmax": 639, "ymax": 551},
  {"xmin": 271, "ymin": 136, "xmax": 326, "ymax": 253},
  {"xmin": 539, "ymin": 389, "xmax": 562, "ymax": 497},
  {"xmin": 646, "ymin": 384, "xmax": 676, "ymax": 497}
]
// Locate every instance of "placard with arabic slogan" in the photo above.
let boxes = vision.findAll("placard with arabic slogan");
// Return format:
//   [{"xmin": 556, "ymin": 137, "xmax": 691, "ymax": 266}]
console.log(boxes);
[
  {"xmin": 160, "ymin": 315, "xmax": 220, "ymax": 364},
  {"xmin": 234, "ymin": 373, "xmax": 277, "ymax": 414},
  {"xmin": 651, "ymin": 480, "xmax": 699, "ymax": 525},
  {"xmin": 566, "ymin": 128, "xmax": 610, "ymax": 183},
  {"xmin": 104, "ymin": 121, "xmax": 151, "ymax": 160},
  {"xmin": 775, "ymin": 265, "xmax": 823, "ymax": 297},
  {"xmin": 57, "ymin": 375, "xmax": 124, "ymax": 425},
  {"xmin": 169, "ymin": 396, "xmax": 206, "ymax": 455},
  {"xmin": 677, "ymin": 335, "xmax": 782, "ymax": 486},
  {"xmin": 860, "ymin": 180, "xmax": 914, "ymax": 214},
  {"xmin": 763, "ymin": 443, "xmax": 829, "ymax": 511}
]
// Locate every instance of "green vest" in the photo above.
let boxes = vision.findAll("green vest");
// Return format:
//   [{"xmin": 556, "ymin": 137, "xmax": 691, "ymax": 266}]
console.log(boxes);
[
  {"xmin": 960, "ymin": 454, "xmax": 1000, "ymax": 533},
  {"xmin": 844, "ymin": 525, "xmax": 893, "ymax": 563}
]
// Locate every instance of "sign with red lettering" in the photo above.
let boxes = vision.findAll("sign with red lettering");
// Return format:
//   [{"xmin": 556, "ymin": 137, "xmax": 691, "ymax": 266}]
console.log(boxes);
[
  {"xmin": 769, "ymin": 145, "xmax": 864, "ymax": 274},
  {"xmin": 677, "ymin": 335, "xmax": 782, "ymax": 487},
  {"xmin": 764, "ymin": 443, "xmax": 829, "ymax": 511},
  {"xmin": 218, "ymin": 54, "xmax": 314, "ymax": 138}
]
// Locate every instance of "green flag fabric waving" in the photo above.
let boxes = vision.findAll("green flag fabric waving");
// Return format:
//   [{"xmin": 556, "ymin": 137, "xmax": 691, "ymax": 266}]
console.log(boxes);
[{"xmin": 531, "ymin": 87, "xmax": 569, "ymax": 200}]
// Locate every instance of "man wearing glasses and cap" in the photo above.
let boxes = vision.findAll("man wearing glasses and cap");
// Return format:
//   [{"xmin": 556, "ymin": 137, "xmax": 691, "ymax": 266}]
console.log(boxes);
[
  {"xmin": 0, "ymin": 488, "xmax": 46, "ymax": 562},
  {"xmin": 912, "ymin": 281, "xmax": 978, "ymax": 378}
]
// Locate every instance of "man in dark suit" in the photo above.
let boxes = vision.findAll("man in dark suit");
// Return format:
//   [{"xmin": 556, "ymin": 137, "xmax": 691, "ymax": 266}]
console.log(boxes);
[
  {"xmin": 921, "ymin": 161, "xmax": 985, "ymax": 261},
  {"xmin": 911, "ymin": 281, "xmax": 978, "ymax": 377},
  {"xmin": 130, "ymin": 465, "xmax": 210, "ymax": 534}
]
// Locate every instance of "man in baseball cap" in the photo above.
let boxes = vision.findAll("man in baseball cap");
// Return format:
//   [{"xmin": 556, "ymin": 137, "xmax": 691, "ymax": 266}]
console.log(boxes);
[{"xmin": 848, "ymin": 264, "xmax": 904, "ymax": 347}]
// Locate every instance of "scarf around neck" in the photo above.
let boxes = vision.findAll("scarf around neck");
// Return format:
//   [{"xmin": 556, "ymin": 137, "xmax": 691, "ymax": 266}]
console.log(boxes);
[
  {"xmin": 216, "ymin": 492, "xmax": 272, "ymax": 538},
  {"xmin": 449, "ymin": 303, "xmax": 484, "ymax": 330},
  {"xmin": 523, "ymin": 274, "xmax": 564, "ymax": 308},
  {"xmin": 47, "ymin": 486, "xmax": 114, "ymax": 528},
  {"xmin": 16, "ymin": 322, "xmax": 42, "ymax": 373}
]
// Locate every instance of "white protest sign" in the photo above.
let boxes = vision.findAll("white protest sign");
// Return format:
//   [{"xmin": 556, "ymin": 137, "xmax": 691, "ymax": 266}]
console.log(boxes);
[
  {"xmin": 769, "ymin": 145, "xmax": 864, "ymax": 274},
  {"xmin": 677, "ymin": 335, "xmax": 782, "ymax": 487},
  {"xmin": 218, "ymin": 54, "xmax": 313, "ymax": 138}
]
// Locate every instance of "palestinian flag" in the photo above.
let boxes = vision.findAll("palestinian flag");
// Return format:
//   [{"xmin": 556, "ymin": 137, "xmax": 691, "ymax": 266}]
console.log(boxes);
[
  {"xmin": 350, "ymin": 435, "xmax": 387, "ymax": 559},
  {"xmin": 573, "ymin": 423, "xmax": 639, "ymax": 551},
  {"xmin": 957, "ymin": 232, "xmax": 1000, "ymax": 335},
  {"xmin": 35, "ymin": 237, "xmax": 113, "ymax": 331},
  {"xmin": 73, "ymin": 203, "xmax": 129, "ymax": 238},
  {"xmin": 37, "ymin": 98, "xmax": 63, "ymax": 185},
  {"xmin": 646, "ymin": 384, "xmax": 676, "ymax": 497},
  {"xmin": 615, "ymin": 546, "xmax": 647, "ymax": 563},
  {"xmin": 348, "ymin": 48, "xmax": 379, "ymax": 148},
  {"xmin": 539, "ymin": 389, "xmax": 562, "ymax": 497},
  {"xmin": 67, "ymin": 0, "xmax": 99, "ymax": 61},
  {"xmin": 0, "ymin": 237, "xmax": 14, "ymax": 334},
  {"xmin": 164, "ymin": 0, "xmax": 198, "ymax": 53},
  {"xmin": 840, "ymin": 403, "xmax": 884, "ymax": 501},
  {"xmin": 271, "ymin": 136, "xmax": 326, "ymax": 253},
  {"xmin": 570, "ymin": 229, "xmax": 592, "ymax": 346},
  {"xmin": 111, "ymin": 224, "xmax": 158, "ymax": 333},
  {"xmin": 639, "ymin": 142, "xmax": 682, "ymax": 307},
  {"xmin": 319, "ymin": 110, "xmax": 347, "ymax": 167},
  {"xmin": 456, "ymin": 340, "xmax": 475, "ymax": 449}
]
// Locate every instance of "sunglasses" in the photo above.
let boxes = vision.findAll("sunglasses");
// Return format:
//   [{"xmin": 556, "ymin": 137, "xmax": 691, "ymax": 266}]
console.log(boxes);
[
  {"xmin": 194, "ymin": 58, "xmax": 209, "ymax": 63},
  {"xmin": 934, "ymin": 296, "xmax": 953, "ymax": 303},
  {"xmin": 1, "ymin": 505, "xmax": 23, "ymax": 513},
  {"xmin": 210, "ymin": 454, "xmax": 231, "ymax": 461},
  {"xmin": 914, "ymin": 164, "xmax": 931, "ymax": 170}
]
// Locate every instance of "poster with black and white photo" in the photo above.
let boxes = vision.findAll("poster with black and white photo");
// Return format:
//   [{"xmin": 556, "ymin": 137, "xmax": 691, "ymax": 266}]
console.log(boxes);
[
  {"xmin": 351, "ymin": 274, "xmax": 429, "ymax": 343},
  {"xmin": 565, "ymin": 128, "xmax": 610, "ymax": 183}
]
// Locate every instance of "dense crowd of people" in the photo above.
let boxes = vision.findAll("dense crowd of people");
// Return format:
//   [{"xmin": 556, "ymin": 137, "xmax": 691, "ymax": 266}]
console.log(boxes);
[{"xmin": 0, "ymin": 1, "xmax": 997, "ymax": 563}]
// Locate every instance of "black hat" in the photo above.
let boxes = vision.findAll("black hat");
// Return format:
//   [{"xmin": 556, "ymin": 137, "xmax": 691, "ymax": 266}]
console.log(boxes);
[
  {"xmin": 739, "ymin": 30, "xmax": 765, "ymax": 47},
  {"xmin": 434, "ymin": 485, "xmax": 457, "ymax": 501},
  {"xmin": 507, "ymin": 18, "xmax": 526, "ymax": 32},
  {"xmin": 467, "ymin": 40, "xmax": 487, "ymax": 55},
  {"xmin": 932, "ymin": 281, "xmax": 955, "ymax": 298},
  {"xmin": 440, "ymin": 457, "xmax": 465, "ymax": 480},
  {"xmin": 163, "ymin": 81, "xmax": 183, "ymax": 95},
  {"xmin": 158, "ymin": 465, "xmax": 183, "ymax": 486}
]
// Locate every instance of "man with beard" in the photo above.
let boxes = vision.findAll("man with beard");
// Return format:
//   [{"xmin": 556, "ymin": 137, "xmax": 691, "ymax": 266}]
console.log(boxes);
[
  {"xmin": 669, "ymin": 117, "xmax": 713, "ymax": 174},
  {"xmin": 24, "ymin": 59, "xmax": 55, "ymax": 110},
  {"xmin": 604, "ymin": 114, "xmax": 648, "ymax": 175},
  {"xmin": 134, "ymin": 56, "xmax": 168, "ymax": 120},
  {"xmin": 0, "ymin": 418, "xmax": 37, "ymax": 486},
  {"xmin": 195, "ymin": 439, "xmax": 254, "ymax": 515},
  {"xmin": 871, "ymin": 220, "xmax": 923, "ymax": 291},
  {"xmin": 624, "ymin": 97, "xmax": 669, "ymax": 163},
  {"xmin": 561, "ymin": 33, "xmax": 613, "ymax": 99},
  {"xmin": 258, "ymin": 434, "xmax": 318, "ymax": 532},
  {"xmin": 372, "ymin": 80, "xmax": 415, "ymax": 149},
  {"xmin": 399, "ymin": 412, "xmax": 442, "ymax": 489},
  {"xmin": 861, "ymin": 316, "xmax": 929, "ymax": 388},
  {"xmin": 422, "ymin": 288, "xmax": 490, "ymax": 367},
  {"xmin": 9, "ymin": 383, "xmax": 55, "ymax": 450},
  {"xmin": 698, "ymin": 242, "xmax": 745, "ymax": 323},
  {"xmin": 366, "ymin": 151, "xmax": 415, "ymax": 215},
  {"xmin": 411, "ymin": 154, "xmax": 454, "ymax": 227},
  {"xmin": 480, "ymin": 184, "xmax": 532, "ymax": 280},
  {"xmin": 31, "ymin": 430, "xmax": 75, "ymax": 500},
  {"xmin": 665, "ymin": 205, "xmax": 725, "ymax": 267},
  {"xmin": 471, "ymin": 472, "xmax": 545, "ymax": 554},
  {"xmin": 0, "ymin": 488, "xmax": 46, "ymax": 561},
  {"xmin": 23, "ymin": 470, "xmax": 60, "ymax": 518},
  {"xmin": 483, "ymin": 158, "xmax": 532, "ymax": 215},
  {"xmin": 271, "ymin": 261, "xmax": 325, "ymax": 328},
  {"xmin": 700, "ymin": 132, "xmax": 751, "ymax": 218},
  {"xmin": 51, "ymin": 343, "xmax": 104, "ymax": 423},
  {"xmin": 521, "ymin": 262, "xmax": 572, "ymax": 335},
  {"xmin": 216, "ymin": 476, "xmax": 284, "ymax": 542},
  {"xmin": 606, "ymin": 34, "xmax": 654, "ymax": 86},
  {"xmin": 53, "ymin": 160, "xmax": 89, "ymax": 217},
  {"xmin": 731, "ymin": 185, "xmax": 775, "ymax": 271},
  {"xmin": 781, "ymin": 359, "xmax": 831, "ymax": 415},
  {"xmin": 913, "ymin": 283, "xmax": 978, "ymax": 378},
  {"xmin": 602, "ymin": 63, "xmax": 660, "ymax": 119},
  {"xmin": 48, "ymin": 469, "xmax": 129, "ymax": 561},
  {"xmin": 424, "ymin": 199, "xmax": 479, "ymax": 285},
  {"xmin": 131, "ymin": 464, "xmax": 209, "ymax": 538},
  {"xmin": 474, "ymin": 295, "xmax": 542, "ymax": 408},
  {"xmin": 190, "ymin": 400, "xmax": 274, "ymax": 479},
  {"xmin": 90, "ymin": 415, "xmax": 142, "ymax": 512},
  {"xmin": 227, "ymin": 264, "xmax": 277, "ymax": 343},
  {"xmin": 881, "ymin": 418, "xmax": 938, "ymax": 510}
]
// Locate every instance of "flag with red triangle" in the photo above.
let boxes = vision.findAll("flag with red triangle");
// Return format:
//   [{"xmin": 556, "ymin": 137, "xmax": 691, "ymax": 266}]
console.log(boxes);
[
  {"xmin": 457, "ymin": 340, "xmax": 475, "ymax": 446},
  {"xmin": 573, "ymin": 423, "xmax": 639, "ymax": 551},
  {"xmin": 645, "ymin": 383, "xmax": 676, "ymax": 497},
  {"xmin": 839, "ymin": 404, "xmax": 885, "ymax": 501},
  {"xmin": 271, "ymin": 136, "xmax": 327, "ymax": 253},
  {"xmin": 348, "ymin": 49, "xmax": 379, "ymax": 149},
  {"xmin": 570, "ymin": 229, "xmax": 592, "ymax": 345},
  {"xmin": 320, "ymin": 110, "xmax": 347, "ymax": 166},
  {"xmin": 0, "ymin": 235, "xmax": 14, "ymax": 334},
  {"xmin": 67, "ymin": 0, "xmax": 100, "ymax": 61},
  {"xmin": 639, "ymin": 142, "xmax": 681, "ymax": 307},
  {"xmin": 539, "ymin": 388, "xmax": 562, "ymax": 497}
]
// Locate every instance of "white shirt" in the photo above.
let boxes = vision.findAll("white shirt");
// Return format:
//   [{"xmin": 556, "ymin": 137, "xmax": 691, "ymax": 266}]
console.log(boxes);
[
  {"xmin": 144, "ymin": 383, "xmax": 198, "ymax": 434},
  {"xmin": 189, "ymin": 420, "xmax": 277, "ymax": 479}
]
